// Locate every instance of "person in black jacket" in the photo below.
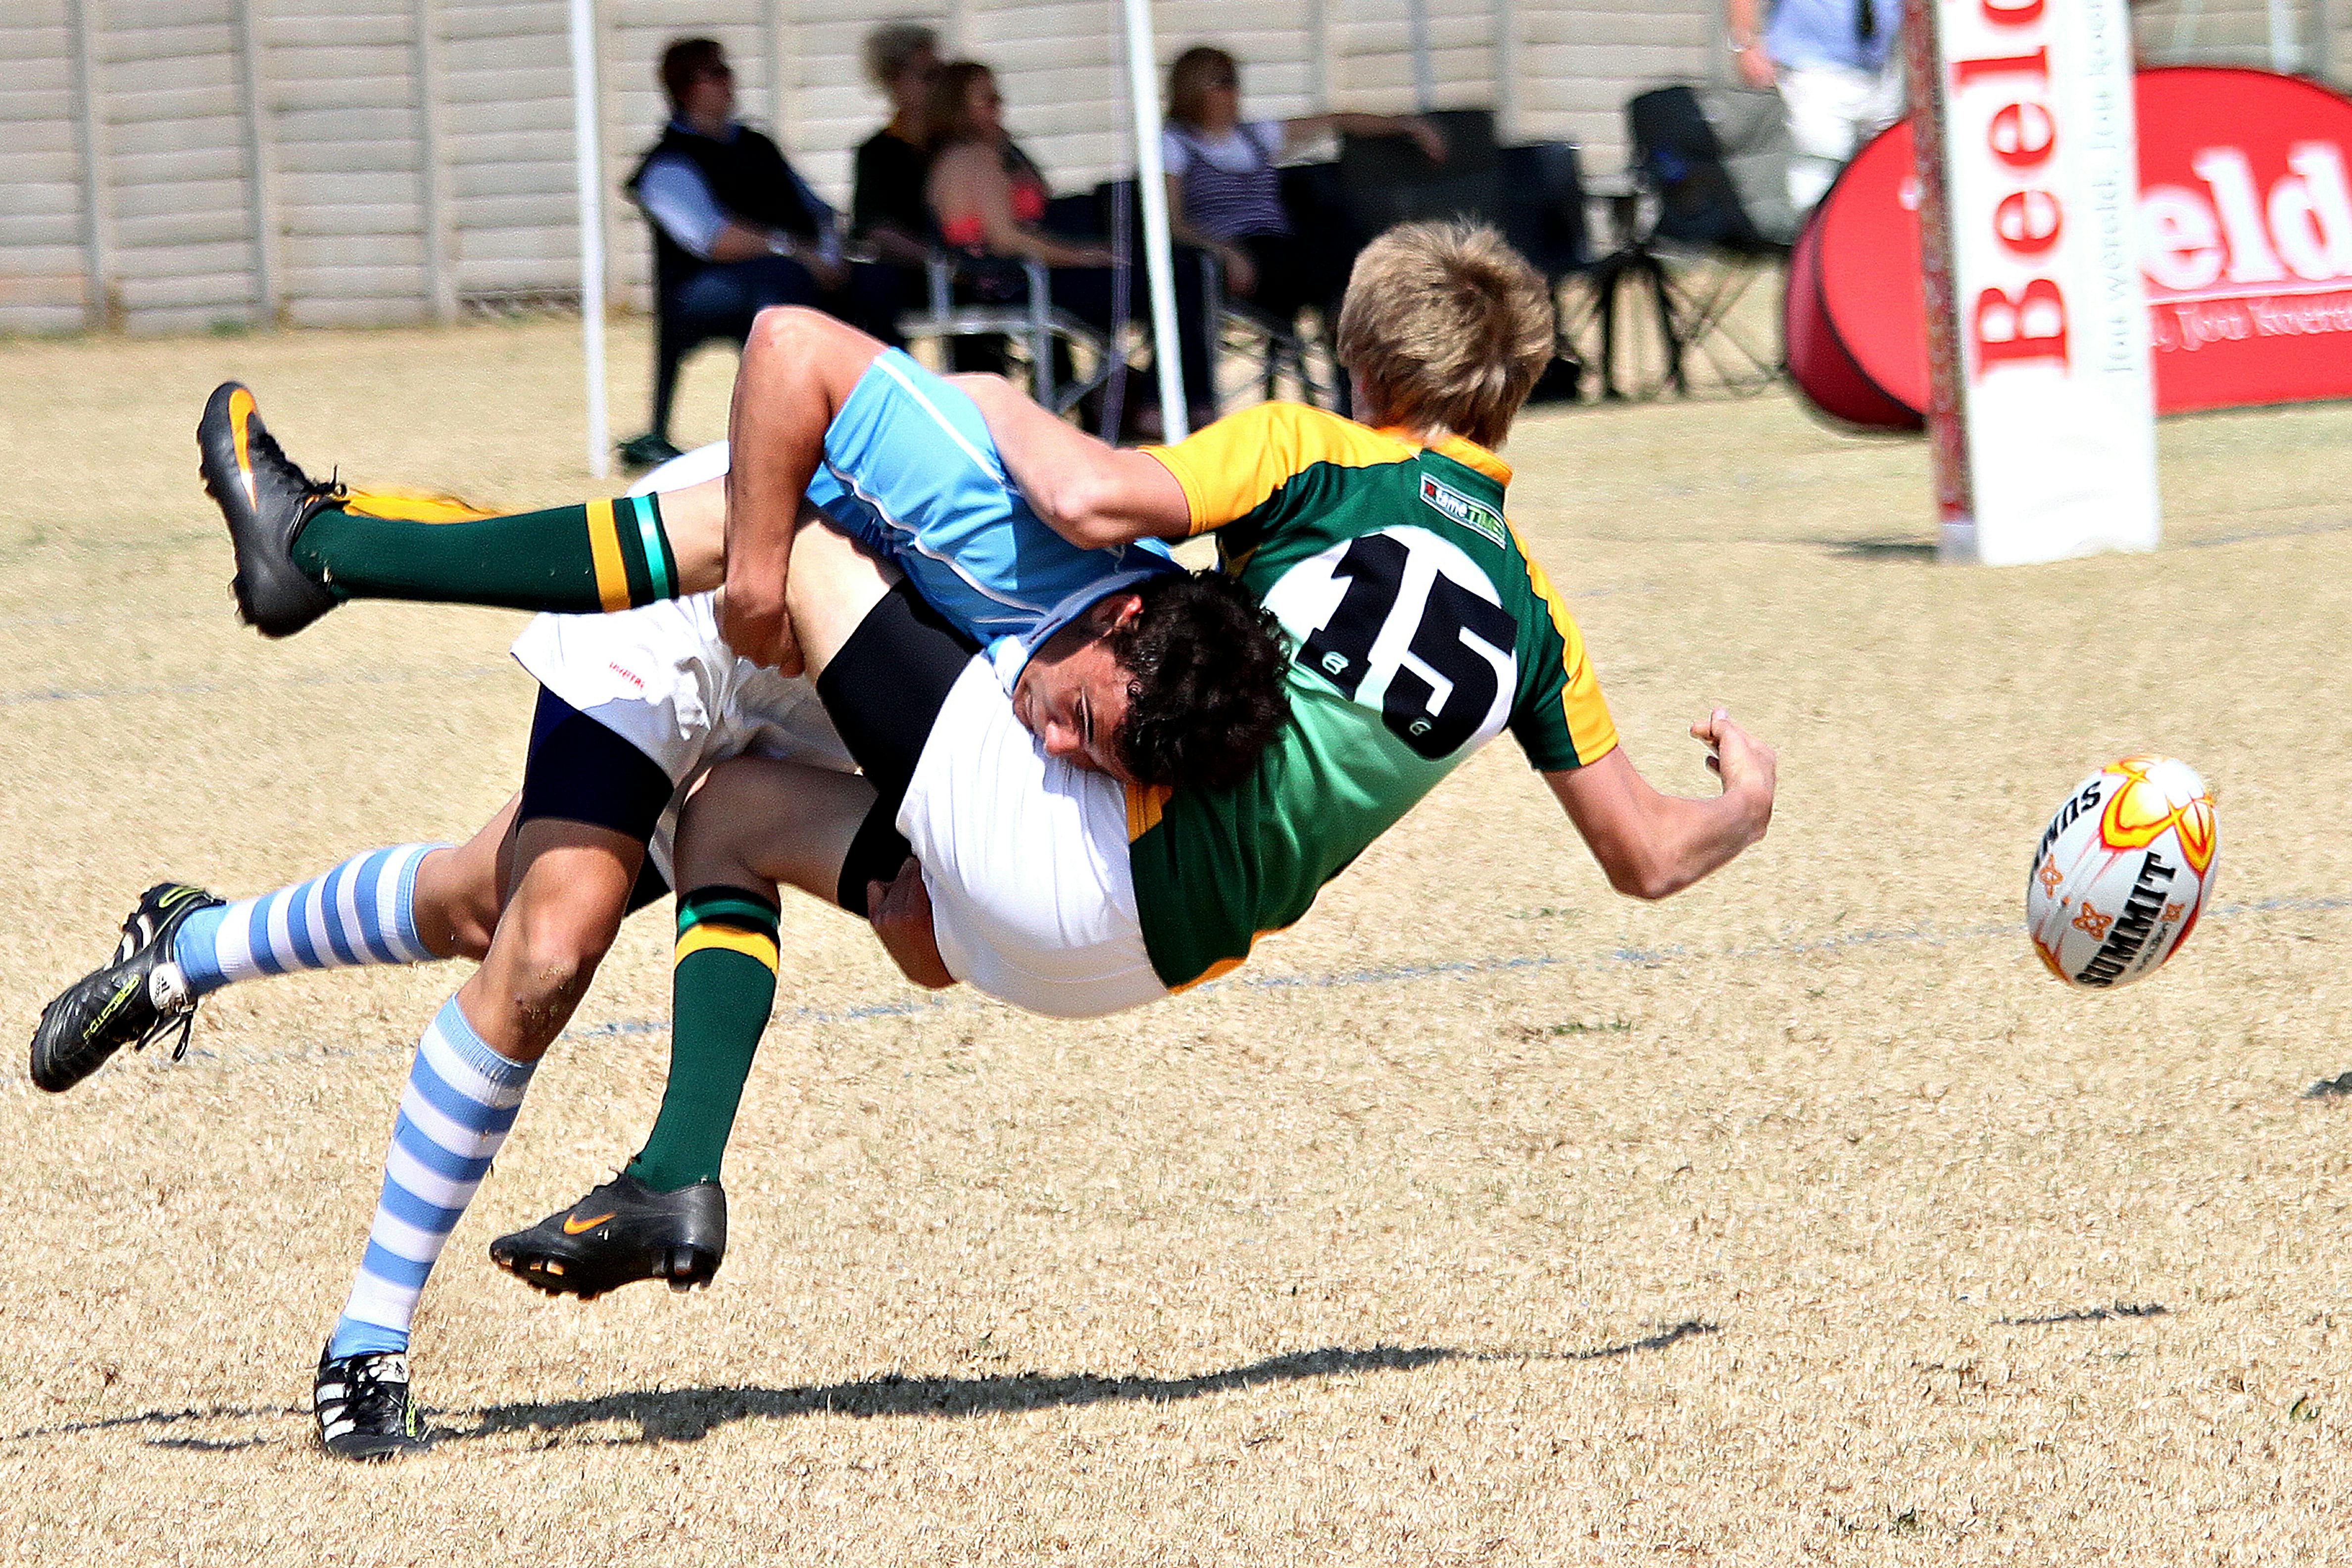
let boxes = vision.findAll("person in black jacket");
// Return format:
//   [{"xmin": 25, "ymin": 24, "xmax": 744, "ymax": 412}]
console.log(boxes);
[
  {"xmin": 851, "ymin": 23, "xmax": 939, "ymax": 267},
  {"xmin": 848, "ymin": 24, "xmax": 1016, "ymax": 376},
  {"xmin": 621, "ymin": 38, "xmax": 868, "ymax": 468}
]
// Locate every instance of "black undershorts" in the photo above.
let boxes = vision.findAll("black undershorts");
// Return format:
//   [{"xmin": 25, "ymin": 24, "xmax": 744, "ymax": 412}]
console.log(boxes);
[
  {"xmin": 516, "ymin": 687, "xmax": 674, "ymax": 915},
  {"xmin": 815, "ymin": 575, "xmax": 981, "ymax": 916}
]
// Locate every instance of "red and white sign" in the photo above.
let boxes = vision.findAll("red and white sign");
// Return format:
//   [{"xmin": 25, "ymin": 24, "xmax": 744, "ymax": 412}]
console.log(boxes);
[
  {"xmin": 1904, "ymin": 0, "xmax": 2158, "ymax": 565},
  {"xmin": 1789, "ymin": 69, "xmax": 2352, "ymax": 428},
  {"xmin": 2139, "ymin": 70, "xmax": 2352, "ymax": 404}
]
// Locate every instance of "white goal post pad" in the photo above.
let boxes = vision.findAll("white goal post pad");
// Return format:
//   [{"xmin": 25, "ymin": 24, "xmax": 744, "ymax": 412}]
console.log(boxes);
[{"xmin": 1907, "ymin": 0, "xmax": 2160, "ymax": 565}]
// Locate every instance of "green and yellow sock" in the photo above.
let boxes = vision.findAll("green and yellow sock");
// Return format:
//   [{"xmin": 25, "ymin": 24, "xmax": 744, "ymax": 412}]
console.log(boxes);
[
  {"xmin": 624, "ymin": 886, "xmax": 781, "ymax": 1192},
  {"xmin": 292, "ymin": 490, "xmax": 680, "ymax": 616}
]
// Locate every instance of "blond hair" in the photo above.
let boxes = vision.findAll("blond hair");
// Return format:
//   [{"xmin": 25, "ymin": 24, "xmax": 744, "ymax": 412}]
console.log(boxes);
[
  {"xmin": 863, "ymin": 22, "xmax": 938, "ymax": 91},
  {"xmin": 1335, "ymin": 221, "xmax": 1555, "ymax": 450}
]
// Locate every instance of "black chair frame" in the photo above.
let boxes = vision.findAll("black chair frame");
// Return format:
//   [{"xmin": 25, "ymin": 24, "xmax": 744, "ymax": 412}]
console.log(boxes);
[{"xmin": 1567, "ymin": 87, "xmax": 1790, "ymax": 402}]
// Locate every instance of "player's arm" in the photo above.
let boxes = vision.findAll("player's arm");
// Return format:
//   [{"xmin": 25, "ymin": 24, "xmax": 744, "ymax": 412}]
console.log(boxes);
[
  {"xmin": 1546, "ymin": 708, "xmax": 1775, "ymax": 900},
  {"xmin": 719, "ymin": 306, "xmax": 889, "ymax": 672},
  {"xmin": 867, "ymin": 858, "xmax": 955, "ymax": 989},
  {"xmin": 956, "ymin": 374, "xmax": 1194, "ymax": 548}
]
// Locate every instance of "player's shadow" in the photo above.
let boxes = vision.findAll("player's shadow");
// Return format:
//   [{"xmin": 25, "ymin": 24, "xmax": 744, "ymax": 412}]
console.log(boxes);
[
  {"xmin": 0, "ymin": 1402, "xmax": 303, "ymax": 1452},
  {"xmin": 1819, "ymin": 537, "xmax": 1938, "ymax": 561},
  {"xmin": 0, "ymin": 1323, "xmax": 1718, "ymax": 1453},
  {"xmin": 1997, "ymin": 1302, "xmax": 2167, "ymax": 1326},
  {"xmin": 452, "ymin": 1321, "xmax": 1718, "ymax": 1447}
]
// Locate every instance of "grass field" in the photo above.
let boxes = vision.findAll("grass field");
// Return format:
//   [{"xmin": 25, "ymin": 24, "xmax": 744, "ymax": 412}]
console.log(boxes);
[{"xmin": 1, "ymin": 317, "xmax": 2348, "ymax": 1565}]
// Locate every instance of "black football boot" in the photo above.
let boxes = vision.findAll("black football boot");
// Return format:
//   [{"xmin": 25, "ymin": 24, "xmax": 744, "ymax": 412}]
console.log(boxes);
[
  {"xmin": 196, "ymin": 380, "xmax": 345, "ymax": 637},
  {"xmin": 30, "ymin": 882, "xmax": 222, "ymax": 1092},
  {"xmin": 489, "ymin": 1173, "xmax": 727, "ymax": 1301}
]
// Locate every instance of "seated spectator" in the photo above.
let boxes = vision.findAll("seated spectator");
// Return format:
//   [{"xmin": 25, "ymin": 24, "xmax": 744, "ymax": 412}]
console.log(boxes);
[
  {"xmin": 1162, "ymin": 45, "xmax": 1443, "ymax": 333},
  {"xmin": 852, "ymin": 22, "xmax": 941, "ymax": 267},
  {"xmin": 620, "ymin": 37, "xmax": 884, "ymax": 468},
  {"xmin": 851, "ymin": 22, "xmax": 1006, "ymax": 371},
  {"xmin": 926, "ymin": 59, "xmax": 1216, "ymax": 430}
]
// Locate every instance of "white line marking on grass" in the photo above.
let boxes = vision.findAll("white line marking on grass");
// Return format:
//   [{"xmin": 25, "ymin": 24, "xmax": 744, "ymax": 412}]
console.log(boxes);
[
  {"xmin": 18, "ymin": 893, "xmax": 2337, "ymax": 1090},
  {"xmin": 252, "ymin": 893, "xmax": 2352, "ymax": 1058},
  {"xmin": 2178, "ymin": 516, "xmax": 2352, "ymax": 550}
]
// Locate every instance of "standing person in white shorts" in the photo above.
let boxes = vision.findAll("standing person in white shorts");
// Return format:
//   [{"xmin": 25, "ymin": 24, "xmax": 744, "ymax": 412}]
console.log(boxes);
[{"xmin": 1726, "ymin": 0, "xmax": 1903, "ymax": 212}]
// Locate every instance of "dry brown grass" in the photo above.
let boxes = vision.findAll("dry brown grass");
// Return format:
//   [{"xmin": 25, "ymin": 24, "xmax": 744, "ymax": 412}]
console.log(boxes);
[{"xmin": 0, "ymin": 318, "xmax": 2348, "ymax": 1565}]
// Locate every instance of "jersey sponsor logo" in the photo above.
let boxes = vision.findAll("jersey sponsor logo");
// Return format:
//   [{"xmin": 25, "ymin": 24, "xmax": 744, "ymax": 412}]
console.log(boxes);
[
  {"xmin": 1419, "ymin": 474, "xmax": 1507, "ymax": 548},
  {"xmin": 1262, "ymin": 526, "xmax": 1518, "ymax": 760}
]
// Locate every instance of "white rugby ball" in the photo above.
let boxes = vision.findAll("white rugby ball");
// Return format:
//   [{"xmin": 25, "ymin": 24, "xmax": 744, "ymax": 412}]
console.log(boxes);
[{"xmin": 2026, "ymin": 756, "xmax": 2218, "ymax": 990}]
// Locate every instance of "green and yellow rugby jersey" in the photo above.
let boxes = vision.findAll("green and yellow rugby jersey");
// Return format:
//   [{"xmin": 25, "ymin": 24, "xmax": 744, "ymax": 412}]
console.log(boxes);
[{"xmin": 1128, "ymin": 401, "xmax": 1618, "ymax": 989}]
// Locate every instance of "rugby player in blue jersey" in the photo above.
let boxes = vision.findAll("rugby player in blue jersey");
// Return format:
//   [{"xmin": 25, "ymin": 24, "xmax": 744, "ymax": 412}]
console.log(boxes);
[{"xmin": 32, "ymin": 325, "xmax": 1289, "ymax": 1459}]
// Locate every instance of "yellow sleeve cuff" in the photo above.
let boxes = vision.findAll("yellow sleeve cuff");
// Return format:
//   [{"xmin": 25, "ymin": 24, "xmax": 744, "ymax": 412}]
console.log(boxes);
[{"xmin": 1139, "ymin": 445, "xmax": 1214, "ymax": 536}]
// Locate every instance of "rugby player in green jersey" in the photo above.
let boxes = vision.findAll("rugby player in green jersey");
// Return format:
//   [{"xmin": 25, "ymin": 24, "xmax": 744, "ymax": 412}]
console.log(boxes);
[
  {"xmin": 957, "ymin": 220, "xmax": 1779, "ymax": 988},
  {"xmin": 148, "ymin": 221, "xmax": 1775, "ymax": 1311}
]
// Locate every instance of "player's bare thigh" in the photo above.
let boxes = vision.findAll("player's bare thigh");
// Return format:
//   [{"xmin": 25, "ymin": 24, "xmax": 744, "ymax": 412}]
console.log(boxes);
[
  {"xmin": 650, "ymin": 489, "xmax": 900, "ymax": 677},
  {"xmin": 673, "ymin": 758, "xmax": 878, "ymax": 906},
  {"xmin": 783, "ymin": 506, "xmax": 903, "ymax": 680}
]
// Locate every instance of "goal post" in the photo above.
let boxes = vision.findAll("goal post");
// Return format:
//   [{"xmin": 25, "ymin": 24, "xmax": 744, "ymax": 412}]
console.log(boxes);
[{"xmin": 1905, "ymin": 0, "xmax": 2160, "ymax": 565}]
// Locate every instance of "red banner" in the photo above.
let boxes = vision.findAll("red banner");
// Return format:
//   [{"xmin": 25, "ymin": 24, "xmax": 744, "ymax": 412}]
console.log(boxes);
[{"xmin": 1788, "ymin": 67, "xmax": 2352, "ymax": 424}]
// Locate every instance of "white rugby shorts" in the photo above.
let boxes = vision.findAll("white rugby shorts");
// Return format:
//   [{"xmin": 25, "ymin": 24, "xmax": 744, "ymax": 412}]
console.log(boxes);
[
  {"xmin": 1780, "ymin": 60, "xmax": 1905, "ymax": 211},
  {"xmin": 510, "ymin": 441, "xmax": 854, "ymax": 882},
  {"xmin": 520, "ymin": 440, "xmax": 1168, "ymax": 1022},
  {"xmin": 897, "ymin": 658, "xmax": 1171, "ymax": 1020}
]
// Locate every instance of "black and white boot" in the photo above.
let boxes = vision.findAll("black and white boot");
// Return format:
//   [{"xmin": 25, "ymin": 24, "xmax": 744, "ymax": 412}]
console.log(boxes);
[
  {"xmin": 313, "ymin": 1344, "xmax": 431, "ymax": 1461},
  {"xmin": 29, "ymin": 882, "xmax": 221, "ymax": 1092}
]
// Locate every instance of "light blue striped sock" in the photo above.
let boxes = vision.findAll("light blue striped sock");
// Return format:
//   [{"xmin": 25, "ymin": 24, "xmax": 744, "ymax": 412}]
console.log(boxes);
[
  {"xmin": 326, "ymin": 995, "xmax": 535, "ymax": 1360},
  {"xmin": 173, "ymin": 843, "xmax": 446, "ymax": 999}
]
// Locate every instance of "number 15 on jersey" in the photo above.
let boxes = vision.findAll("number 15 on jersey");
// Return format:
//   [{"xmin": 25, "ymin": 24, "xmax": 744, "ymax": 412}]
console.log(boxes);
[{"xmin": 1263, "ymin": 527, "xmax": 1521, "ymax": 761}]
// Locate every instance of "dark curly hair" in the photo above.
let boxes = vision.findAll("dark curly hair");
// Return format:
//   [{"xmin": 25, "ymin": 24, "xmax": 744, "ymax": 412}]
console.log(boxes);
[{"xmin": 1107, "ymin": 570, "xmax": 1292, "ymax": 792}]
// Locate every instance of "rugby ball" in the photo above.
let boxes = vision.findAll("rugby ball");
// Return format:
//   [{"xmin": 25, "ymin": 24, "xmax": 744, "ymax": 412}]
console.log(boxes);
[{"xmin": 2026, "ymin": 756, "xmax": 2218, "ymax": 989}]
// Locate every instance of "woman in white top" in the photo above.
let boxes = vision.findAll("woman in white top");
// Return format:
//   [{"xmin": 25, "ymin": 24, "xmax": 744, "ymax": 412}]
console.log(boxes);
[{"xmin": 1161, "ymin": 46, "xmax": 1443, "ymax": 325}]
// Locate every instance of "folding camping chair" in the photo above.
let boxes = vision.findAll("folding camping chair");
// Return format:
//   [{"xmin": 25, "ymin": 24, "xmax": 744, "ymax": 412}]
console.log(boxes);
[
  {"xmin": 1566, "ymin": 84, "xmax": 1796, "ymax": 400},
  {"xmin": 894, "ymin": 251, "xmax": 1111, "ymax": 415}
]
